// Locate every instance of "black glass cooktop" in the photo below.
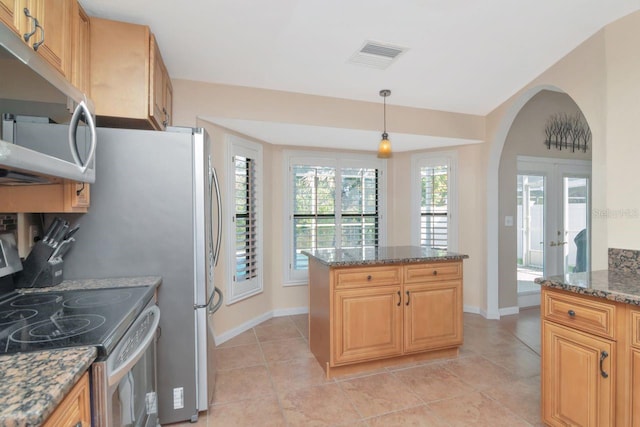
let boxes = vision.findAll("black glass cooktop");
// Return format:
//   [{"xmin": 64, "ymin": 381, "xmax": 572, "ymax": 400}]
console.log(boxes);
[{"xmin": 0, "ymin": 286, "xmax": 155, "ymax": 358}]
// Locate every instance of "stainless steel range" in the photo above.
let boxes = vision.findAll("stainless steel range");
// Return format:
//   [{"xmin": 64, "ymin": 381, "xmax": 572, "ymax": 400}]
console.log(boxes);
[{"xmin": 0, "ymin": 285, "xmax": 160, "ymax": 426}]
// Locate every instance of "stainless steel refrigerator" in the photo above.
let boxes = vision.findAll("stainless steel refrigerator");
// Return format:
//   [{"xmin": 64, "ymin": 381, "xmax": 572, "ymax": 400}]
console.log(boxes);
[{"xmin": 59, "ymin": 126, "xmax": 223, "ymax": 424}]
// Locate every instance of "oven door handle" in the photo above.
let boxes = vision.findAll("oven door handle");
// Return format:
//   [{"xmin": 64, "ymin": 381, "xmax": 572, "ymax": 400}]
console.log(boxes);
[{"xmin": 107, "ymin": 305, "xmax": 160, "ymax": 388}]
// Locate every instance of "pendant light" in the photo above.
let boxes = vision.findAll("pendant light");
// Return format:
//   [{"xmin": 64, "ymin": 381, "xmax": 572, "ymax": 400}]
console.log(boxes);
[{"xmin": 378, "ymin": 89, "xmax": 392, "ymax": 158}]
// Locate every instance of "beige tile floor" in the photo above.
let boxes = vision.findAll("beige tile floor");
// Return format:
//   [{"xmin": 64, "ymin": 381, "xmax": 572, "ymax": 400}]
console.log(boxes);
[{"xmin": 168, "ymin": 307, "xmax": 543, "ymax": 427}]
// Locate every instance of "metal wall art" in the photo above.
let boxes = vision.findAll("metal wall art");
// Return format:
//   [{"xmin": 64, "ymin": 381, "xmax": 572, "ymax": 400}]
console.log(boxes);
[{"xmin": 544, "ymin": 113, "xmax": 591, "ymax": 153}]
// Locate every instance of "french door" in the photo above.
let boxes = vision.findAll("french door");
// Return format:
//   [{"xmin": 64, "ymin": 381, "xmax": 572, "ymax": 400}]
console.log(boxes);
[{"xmin": 517, "ymin": 157, "xmax": 591, "ymax": 300}]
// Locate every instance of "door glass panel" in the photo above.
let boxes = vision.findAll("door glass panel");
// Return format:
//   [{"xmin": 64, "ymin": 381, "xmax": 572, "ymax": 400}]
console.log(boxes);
[
  {"xmin": 563, "ymin": 177, "xmax": 589, "ymax": 274},
  {"xmin": 517, "ymin": 174, "xmax": 545, "ymax": 294}
]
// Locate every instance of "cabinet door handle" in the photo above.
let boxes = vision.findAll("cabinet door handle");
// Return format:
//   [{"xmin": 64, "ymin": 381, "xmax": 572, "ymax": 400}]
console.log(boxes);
[
  {"xmin": 599, "ymin": 351, "xmax": 609, "ymax": 378},
  {"xmin": 367, "ymin": 275, "xmax": 372, "ymax": 281},
  {"xmin": 432, "ymin": 270, "xmax": 438, "ymax": 275},
  {"xmin": 23, "ymin": 8, "xmax": 44, "ymax": 51},
  {"xmin": 568, "ymin": 309, "xmax": 576, "ymax": 317},
  {"xmin": 405, "ymin": 290, "xmax": 410, "ymax": 306},
  {"xmin": 397, "ymin": 291, "xmax": 401, "ymax": 306}
]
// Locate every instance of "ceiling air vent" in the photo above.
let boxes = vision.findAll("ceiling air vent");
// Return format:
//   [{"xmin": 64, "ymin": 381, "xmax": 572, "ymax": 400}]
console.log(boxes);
[{"xmin": 348, "ymin": 41, "xmax": 408, "ymax": 70}]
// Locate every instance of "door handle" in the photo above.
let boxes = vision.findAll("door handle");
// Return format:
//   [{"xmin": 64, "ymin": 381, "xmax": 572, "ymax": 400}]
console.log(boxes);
[
  {"xmin": 397, "ymin": 291, "xmax": 401, "ymax": 306},
  {"xmin": 405, "ymin": 290, "xmax": 410, "ymax": 306},
  {"xmin": 68, "ymin": 101, "xmax": 96, "ymax": 174},
  {"xmin": 599, "ymin": 351, "xmax": 609, "ymax": 378}
]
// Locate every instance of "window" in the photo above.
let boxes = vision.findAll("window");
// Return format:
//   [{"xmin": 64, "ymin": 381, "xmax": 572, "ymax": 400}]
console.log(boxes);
[
  {"xmin": 226, "ymin": 136, "xmax": 263, "ymax": 304},
  {"xmin": 285, "ymin": 152, "xmax": 386, "ymax": 284},
  {"xmin": 411, "ymin": 152, "xmax": 457, "ymax": 251}
]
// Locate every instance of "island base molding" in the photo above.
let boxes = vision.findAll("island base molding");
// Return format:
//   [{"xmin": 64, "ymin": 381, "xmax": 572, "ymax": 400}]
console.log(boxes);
[{"xmin": 322, "ymin": 347, "xmax": 459, "ymax": 379}]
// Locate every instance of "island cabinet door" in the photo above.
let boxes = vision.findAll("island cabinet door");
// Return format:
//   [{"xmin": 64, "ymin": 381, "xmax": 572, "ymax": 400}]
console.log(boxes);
[
  {"xmin": 403, "ymin": 280, "xmax": 463, "ymax": 353},
  {"xmin": 632, "ymin": 349, "xmax": 640, "ymax": 426},
  {"xmin": 333, "ymin": 286, "xmax": 403, "ymax": 365},
  {"xmin": 542, "ymin": 320, "xmax": 615, "ymax": 427}
]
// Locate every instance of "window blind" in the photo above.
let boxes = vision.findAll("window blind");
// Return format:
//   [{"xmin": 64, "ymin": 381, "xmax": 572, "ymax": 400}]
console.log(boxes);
[
  {"xmin": 420, "ymin": 164, "xmax": 448, "ymax": 250},
  {"xmin": 234, "ymin": 155, "xmax": 257, "ymax": 282}
]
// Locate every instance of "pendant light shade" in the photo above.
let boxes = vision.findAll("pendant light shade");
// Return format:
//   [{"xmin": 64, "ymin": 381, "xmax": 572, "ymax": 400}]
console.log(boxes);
[{"xmin": 378, "ymin": 89, "xmax": 392, "ymax": 158}]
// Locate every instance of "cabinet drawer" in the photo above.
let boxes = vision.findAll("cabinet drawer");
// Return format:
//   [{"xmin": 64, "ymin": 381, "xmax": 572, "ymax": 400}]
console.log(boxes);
[
  {"xmin": 334, "ymin": 266, "xmax": 401, "ymax": 289},
  {"xmin": 404, "ymin": 262, "xmax": 462, "ymax": 283},
  {"xmin": 543, "ymin": 290, "xmax": 616, "ymax": 339}
]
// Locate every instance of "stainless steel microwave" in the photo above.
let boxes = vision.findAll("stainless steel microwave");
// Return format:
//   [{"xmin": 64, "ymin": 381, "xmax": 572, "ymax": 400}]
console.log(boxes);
[{"xmin": 0, "ymin": 22, "xmax": 96, "ymax": 184}]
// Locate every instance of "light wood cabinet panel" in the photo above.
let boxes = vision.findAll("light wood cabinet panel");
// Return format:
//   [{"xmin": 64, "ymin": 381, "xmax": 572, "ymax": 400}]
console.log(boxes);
[
  {"xmin": 23, "ymin": 0, "xmax": 73, "ymax": 79},
  {"xmin": 1, "ymin": 0, "xmax": 73, "ymax": 79},
  {"xmin": 404, "ymin": 280, "xmax": 462, "ymax": 353},
  {"xmin": 404, "ymin": 261, "xmax": 462, "ymax": 283},
  {"xmin": 0, "ymin": 0, "xmax": 21, "ymax": 36},
  {"xmin": 543, "ymin": 289, "xmax": 616, "ymax": 339},
  {"xmin": 335, "ymin": 265, "xmax": 401, "ymax": 289},
  {"xmin": 149, "ymin": 34, "xmax": 171, "ymax": 130},
  {"xmin": 0, "ymin": 180, "xmax": 89, "ymax": 213},
  {"xmin": 70, "ymin": 2, "xmax": 90, "ymax": 94},
  {"xmin": 90, "ymin": 18, "xmax": 172, "ymax": 130},
  {"xmin": 542, "ymin": 320, "xmax": 614, "ymax": 427},
  {"xmin": 43, "ymin": 371, "xmax": 90, "ymax": 427},
  {"xmin": 333, "ymin": 286, "xmax": 403, "ymax": 365},
  {"xmin": 632, "ymin": 349, "xmax": 640, "ymax": 426}
]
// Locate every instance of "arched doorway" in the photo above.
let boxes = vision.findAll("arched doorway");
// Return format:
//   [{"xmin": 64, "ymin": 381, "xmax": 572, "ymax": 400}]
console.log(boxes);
[{"xmin": 486, "ymin": 85, "xmax": 594, "ymax": 318}]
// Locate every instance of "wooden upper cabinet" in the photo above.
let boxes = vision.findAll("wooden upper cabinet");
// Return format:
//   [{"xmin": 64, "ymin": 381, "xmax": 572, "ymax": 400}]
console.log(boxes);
[
  {"xmin": 71, "ymin": 2, "xmax": 90, "ymax": 94},
  {"xmin": 150, "ymin": 34, "xmax": 172, "ymax": 130},
  {"xmin": 0, "ymin": 0, "xmax": 73, "ymax": 79},
  {"xmin": 90, "ymin": 18, "xmax": 172, "ymax": 130}
]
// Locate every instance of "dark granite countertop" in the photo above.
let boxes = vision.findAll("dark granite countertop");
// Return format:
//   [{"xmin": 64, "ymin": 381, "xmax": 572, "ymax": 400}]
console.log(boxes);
[
  {"xmin": 0, "ymin": 346, "xmax": 97, "ymax": 427},
  {"xmin": 19, "ymin": 275, "xmax": 162, "ymax": 293},
  {"xmin": 303, "ymin": 245, "xmax": 468, "ymax": 267},
  {"xmin": 535, "ymin": 269, "xmax": 640, "ymax": 305}
]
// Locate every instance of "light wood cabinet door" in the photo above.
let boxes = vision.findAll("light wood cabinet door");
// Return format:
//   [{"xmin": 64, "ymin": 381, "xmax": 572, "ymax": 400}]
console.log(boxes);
[
  {"xmin": 43, "ymin": 371, "xmax": 90, "ymax": 427},
  {"xmin": 23, "ymin": 0, "xmax": 73, "ymax": 79},
  {"xmin": 333, "ymin": 286, "xmax": 402, "ymax": 365},
  {"xmin": 404, "ymin": 280, "xmax": 462, "ymax": 353},
  {"xmin": 149, "ymin": 34, "xmax": 172, "ymax": 130},
  {"xmin": 542, "ymin": 320, "xmax": 614, "ymax": 427},
  {"xmin": 71, "ymin": 2, "xmax": 90, "ymax": 94},
  {"xmin": 632, "ymin": 349, "xmax": 640, "ymax": 427},
  {"xmin": 0, "ymin": 0, "xmax": 22, "ymax": 36}
]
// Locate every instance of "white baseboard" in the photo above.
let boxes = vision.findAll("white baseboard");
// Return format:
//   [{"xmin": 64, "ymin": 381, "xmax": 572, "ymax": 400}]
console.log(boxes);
[
  {"xmin": 518, "ymin": 291, "xmax": 541, "ymax": 308},
  {"xmin": 499, "ymin": 306, "xmax": 520, "ymax": 316},
  {"xmin": 272, "ymin": 306, "xmax": 308, "ymax": 317},
  {"xmin": 214, "ymin": 306, "xmax": 309, "ymax": 345},
  {"xmin": 463, "ymin": 305, "xmax": 481, "ymax": 314}
]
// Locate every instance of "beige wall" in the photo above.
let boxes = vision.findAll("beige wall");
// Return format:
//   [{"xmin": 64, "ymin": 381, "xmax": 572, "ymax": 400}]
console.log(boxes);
[
  {"xmin": 175, "ymin": 83, "xmax": 487, "ymax": 339},
  {"xmin": 497, "ymin": 90, "xmax": 591, "ymax": 309},
  {"xmin": 174, "ymin": 9, "xmax": 640, "ymax": 336}
]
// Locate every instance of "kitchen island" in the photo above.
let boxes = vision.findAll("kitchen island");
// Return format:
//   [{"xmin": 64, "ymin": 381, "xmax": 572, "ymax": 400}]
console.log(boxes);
[
  {"xmin": 304, "ymin": 246, "xmax": 468, "ymax": 378},
  {"xmin": 535, "ymin": 266, "xmax": 640, "ymax": 426}
]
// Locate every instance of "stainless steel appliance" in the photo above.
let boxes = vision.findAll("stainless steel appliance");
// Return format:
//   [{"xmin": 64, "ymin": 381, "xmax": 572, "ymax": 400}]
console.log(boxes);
[
  {"xmin": 60, "ymin": 126, "xmax": 223, "ymax": 424},
  {"xmin": 0, "ymin": 24, "xmax": 96, "ymax": 184},
  {"xmin": 0, "ymin": 285, "xmax": 159, "ymax": 425}
]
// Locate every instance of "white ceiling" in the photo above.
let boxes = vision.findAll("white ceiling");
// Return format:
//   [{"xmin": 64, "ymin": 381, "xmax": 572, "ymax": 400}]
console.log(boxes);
[{"xmin": 80, "ymin": 0, "xmax": 640, "ymax": 150}]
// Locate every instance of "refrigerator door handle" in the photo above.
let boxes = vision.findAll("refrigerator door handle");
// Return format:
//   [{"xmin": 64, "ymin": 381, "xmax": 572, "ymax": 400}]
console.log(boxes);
[
  {"xmin": 194, "ymin": 286, "xmax": 223, "ymax": 311},
  {"xmin": 211, "ymin": 165, "xmax": 222, "ymax": 267}
]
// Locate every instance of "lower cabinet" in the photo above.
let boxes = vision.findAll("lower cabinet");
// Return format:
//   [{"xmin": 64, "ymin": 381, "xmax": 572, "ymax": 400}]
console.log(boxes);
[
  {"xmin": 333, "ymin": 286, "xmax": 403, "ymax": 364},
  {"xmin": 542, "ymin": 320, "xmax": 614, "ymax": 426},
  {"xmin": 43, "ymin": 371, "xmax": 90, "ymax": 427},
  {"xmin": 404, "ymin": 281, "xmax": 462, "ymax": 353},
  {"xmin": 540, "ymin": 287, "xmax": 640, "ymax": 426},
  {"xmin": 632, "ymin": 349, "xmax": 640, "ymax": 426}
]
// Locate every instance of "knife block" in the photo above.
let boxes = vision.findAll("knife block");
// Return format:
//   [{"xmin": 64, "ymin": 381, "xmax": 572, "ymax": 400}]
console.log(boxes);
[{"xmin": 15, "ymin": 241, "xmax": 63, "ymax": 288}]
